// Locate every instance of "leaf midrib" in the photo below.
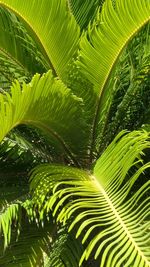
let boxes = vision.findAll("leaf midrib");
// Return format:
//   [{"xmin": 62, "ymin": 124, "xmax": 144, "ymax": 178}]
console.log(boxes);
[
  {"xmin": 0, "ymin": 3, "xmax": 56, "ymax": 76},
  {"xmin": 94, "ymin": 177, "xmax": 149, "ymax": 265},
  {"xmin": 90, "ymin": 18, "xmax": 150, "ymax": 161}
]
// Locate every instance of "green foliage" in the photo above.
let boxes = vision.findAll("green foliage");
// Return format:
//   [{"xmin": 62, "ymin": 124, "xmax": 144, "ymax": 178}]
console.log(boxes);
[
  {"xmin": 0, "ymin": 220, "xmax": 54, "ymax": 267},
  {"xmin": 0, "ymin": 0, "xmax": 150, "ymax": 266},
  {"xmin": 30, "ymin": 131, "xmax": 150, "ymax": 267},
  {"xmin": 0, "ymin": 0, "xmax": 80, "ymax": 80},
  {"xmin": 0, "ymin": 70, "xmax": 88, "ymax": 165},
  {"xmin": 43, "ymin": 228, "xmax": 85, "ymax": 267},
  {"xmin": 77, "ymin": 0, "xmax": 150, "ymax": 157},
  {"xmin": 99, "ymin": 25, "xmax": 150, "ymax": 152},
  {"xmin": 0, "ymin": 7, "xmax": 47, "ymax": 90}
]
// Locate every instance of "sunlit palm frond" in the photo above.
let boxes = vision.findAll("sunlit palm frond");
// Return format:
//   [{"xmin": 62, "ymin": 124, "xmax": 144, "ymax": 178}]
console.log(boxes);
[
  {"xmin": 77, "ymin": 0, "xmax": 150, "ymax": 157},
  {"xmin": 0, "ymin": 70, "xmax": 88, "ymax": 166},
  {"xmin": 100, "ymin": 33, "xmax": 150, "ymax": 152},
  {"xmin": 30, "ymin": 131, "xmax": 150, "ymax": 267},
  {"xmin": 0, "ymin": 170, "xmax": 29, "ymax": 249},
  {"xmin": 0, "ymin": 0, "xmax": 80, "ymax": 80},
  {"xmin": 78, "ymin": 0, "xmax": 150, "ymax": 90}
]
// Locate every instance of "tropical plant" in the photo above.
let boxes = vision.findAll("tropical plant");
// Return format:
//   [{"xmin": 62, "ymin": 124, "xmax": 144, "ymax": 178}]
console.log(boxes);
[{"xmin": 0, "ymin": 0, "xmax": 150, "ymax": 266}]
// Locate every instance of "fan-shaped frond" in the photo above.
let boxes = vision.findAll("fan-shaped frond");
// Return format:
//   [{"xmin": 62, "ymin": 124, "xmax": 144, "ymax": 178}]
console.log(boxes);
[
  {"xmin": 30, "ymin": 131, "xmax": 150, "ymax": 267},
  {"xmin": 0, "ymin": 70, "xmax": 88, "ymax": 166},
  {"xmin": 77, "ymin": 0, "xmax": 150, "ymax": 157},
  {"xmin": 0, "ymin": 0, "xmax": 80, "ymax": 80}
]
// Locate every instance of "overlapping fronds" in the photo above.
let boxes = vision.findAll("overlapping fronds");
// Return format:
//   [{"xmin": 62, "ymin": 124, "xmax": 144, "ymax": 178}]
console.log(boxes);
[
  {"xmin": 0, "ymin": 70, "xmax": 88, "ymax": 165},
  {"xmin": 67, "ymin": 0, "xmax": 104, "ymax": 30},
  {"xmin": 0, "ymin": 51, "xmax": 28, "ymax": 90},
  {"xmin": 77, "ymin": 0, "xmax": 150, "ymax": 156},
  {"xmin": 98, "ymin": 27, "xmax": 150, "ymax": 152},
  {"xmin": 0, "ymin": 1, "xmax": 150, "ymax": 266},
  {"xmin": 30, "ymin": 131, "xmax": 150, "ymax": 267},
  {"xmin": 103, "ymin": 54, "xmax": 150, "ymax": 148},
  {"xmin": 0, "ymin": 0, "xmax": 80, "ymax": 80},
  {"xmin": 0, "ymin": 171, "xmax": 29, "ymax": 250},
  {"xmin": 78, "ymin": 0, "xmax": 150, "ymax": 90},
  {"xmin": 0, "ymin": 131, "xmax": 53, "ymax": 168}
]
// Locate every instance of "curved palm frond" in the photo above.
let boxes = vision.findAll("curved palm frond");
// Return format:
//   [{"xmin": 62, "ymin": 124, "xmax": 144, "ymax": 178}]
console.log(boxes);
[
  {"xmin": 0, "ymin": 0, "xmax": 80, "ymax": 80},
  {"xmin": 100, "ymin": 30, "xmax": 150, "ymax": 152},
  {"xmin": 0, "ymin": 7, "xmax": 47, "ymax": 85},
  {"xmin": 0, "ymin": 70, "xmax": 88, "ymax": 166},
  {"xmin": 30, "ymin": 131, "xmax": 150, "ymax": 267},
  {"xmin": 77, "ymin": 0, "xmax": 150, "ymax": 157}
]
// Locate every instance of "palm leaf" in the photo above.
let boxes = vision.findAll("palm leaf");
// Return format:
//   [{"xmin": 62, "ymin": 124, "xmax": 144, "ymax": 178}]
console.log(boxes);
[
  {"xmin": 77, "ymin": 0, "xmax": 150, "ymax": 157},
  {"xmin": 100, "ymin": 31, "xmax": 150, "ymax": 152},
  {"xmin": 0, "ymin": 0, "xmax": 80, "ymax": 80},
  {"xmin": 30, "ymin": 131, "xmax": 150, "ymax": 266},
  {"xmin": 0, "ymin": 70, "xmax": 88, "ymax": 166}
]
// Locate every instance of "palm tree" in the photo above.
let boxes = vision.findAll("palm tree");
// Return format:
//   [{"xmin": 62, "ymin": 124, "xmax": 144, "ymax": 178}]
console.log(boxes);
[{"xmin": 0, "ymin": 0, "xmax": 150, "ymax": 266}]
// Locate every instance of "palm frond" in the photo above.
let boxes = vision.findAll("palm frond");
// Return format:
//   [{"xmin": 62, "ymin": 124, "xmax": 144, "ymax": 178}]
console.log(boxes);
[
  {"xmin": 0, "ymin": 70, "xmax": 88, "ymax": 166},
  {"xmin": 0, "ymin": 0, "xmax": 80, "ymax": 80},
  {"xmin": 77, "ymin": 0, "xmax": 150, "ymax": 158},
  {"xmin": 99, "ymin": 29, "xmax": 150, "ymax": 152},
  {"xmin": 30, "ymin": 131, "xmax": 150, "ymax": 267}
]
